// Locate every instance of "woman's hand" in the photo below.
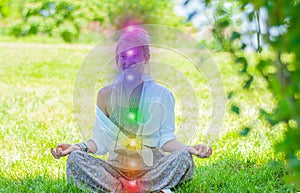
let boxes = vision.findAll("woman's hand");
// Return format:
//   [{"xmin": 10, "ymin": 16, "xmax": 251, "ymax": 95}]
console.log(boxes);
[
  {"xmin": 51, "ymin": 144, "xmax": 80, "ymax": 159},
  {"xmin": 187, "ymin": 144, "xmax": 212, "ymax": 158}
]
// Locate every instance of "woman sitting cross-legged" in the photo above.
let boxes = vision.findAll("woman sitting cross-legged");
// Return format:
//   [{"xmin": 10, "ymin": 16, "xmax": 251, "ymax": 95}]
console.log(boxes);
[{"xmin": 51, "ymin": 26, "xmax": 212, "ymax": 193}]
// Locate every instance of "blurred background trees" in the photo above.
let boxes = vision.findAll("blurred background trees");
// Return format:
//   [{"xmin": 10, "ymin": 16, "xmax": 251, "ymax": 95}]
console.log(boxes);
[{"xmin": 0, "ymin": 0, "xmax": 187, "ymax": 42}]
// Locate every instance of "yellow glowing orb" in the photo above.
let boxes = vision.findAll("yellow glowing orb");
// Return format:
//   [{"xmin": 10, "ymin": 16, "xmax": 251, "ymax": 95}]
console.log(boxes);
[{"xmin": 129, "ymin": 139, "xmax": 137, "ymax": 147}]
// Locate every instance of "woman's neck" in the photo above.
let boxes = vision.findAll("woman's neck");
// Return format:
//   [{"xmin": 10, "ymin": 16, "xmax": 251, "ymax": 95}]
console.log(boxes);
[
  {"xmin": 122, "ymin": 79, "xmax": 143, "ymax": 97},
  {"xmin": 121, "ymin": 72, "xmax": 143, "ymax": 89}
]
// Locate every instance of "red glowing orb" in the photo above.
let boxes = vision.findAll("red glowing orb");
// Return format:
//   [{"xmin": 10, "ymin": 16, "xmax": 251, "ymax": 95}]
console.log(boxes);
[{"xmin": 121, "ymin": 179, "xmax": 143, "ymax": 193}]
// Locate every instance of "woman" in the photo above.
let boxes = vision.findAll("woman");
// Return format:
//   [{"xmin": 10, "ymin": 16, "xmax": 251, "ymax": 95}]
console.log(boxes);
[{"xmin": 51, "ymin": 26, "xmax": 212, "ymax": 193}]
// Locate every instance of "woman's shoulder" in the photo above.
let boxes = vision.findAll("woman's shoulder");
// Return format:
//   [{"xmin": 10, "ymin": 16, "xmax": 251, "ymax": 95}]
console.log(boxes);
[
  {"xmin": 97, "ymin": 84, "xmax": 114, "ymax": 96},
  {"xmin": 97, "ymin": 84, "xmax": 114, "ymax": 116},
  {"xmin": 147, "ymin": 81, "xmax": 173, "ymax": 97}
]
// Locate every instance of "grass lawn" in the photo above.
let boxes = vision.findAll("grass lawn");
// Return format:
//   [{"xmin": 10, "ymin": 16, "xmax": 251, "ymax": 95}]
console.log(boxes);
[{"xmin": 0, "ymin": 41, "xmax": 299, "ymax": 192}]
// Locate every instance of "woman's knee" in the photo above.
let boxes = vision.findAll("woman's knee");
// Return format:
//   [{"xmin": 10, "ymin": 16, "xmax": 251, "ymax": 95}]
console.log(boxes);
[
  {"xmin": 178, "ymin": 149, "xmax": 194, "ymax": 167},
  {"xmin": 67, "ymin": 150, "xmax": 84, "ymax": 165}
]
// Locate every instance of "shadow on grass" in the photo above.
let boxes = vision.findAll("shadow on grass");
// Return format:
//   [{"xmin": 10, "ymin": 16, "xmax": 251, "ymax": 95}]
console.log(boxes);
[
  {"xmin": 0, "ymin": 175, "xmax": 87, "ymax": 193},
  {"xmin": 173, "ymin": 158, "xmax": 298, "ymax": 193},
  {"xmin": 0, "ymin": 159, "xmax": 298, "ymax": 193}
]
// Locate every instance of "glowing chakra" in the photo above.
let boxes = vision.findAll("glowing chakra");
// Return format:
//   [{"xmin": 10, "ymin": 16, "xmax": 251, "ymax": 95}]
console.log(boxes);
[
  {"xmin": 126, "ymin": 26, "xmax": 136, "ymax": 32},
  {"xmin": 128, "ymin": 159, "xmax": 137, "ymax": 168},
  {"xmin": 132, "ymin": 97, "xmax": 136, "ymax": 102},
  {"xmin": 122, "ymin": 179, "xmax": 141, "ymax": 192},
  {"xmin": 126, "ymin": 74, "xmax": 134, "ymax": 81},
  {"xmin": 128, "ymin": 112, "xmax": 136, "ymax": 120},
  {"xmin": 126, "ymin": 138, "xmax": 141, "ymax": 150},
  {"xmin": 129, "ymin": 139, "xmax": 137, "ymax": 147},
  {"xmin": 126, "ymin": 49, "xmax": 134, "ymax": 57},
  {"xmin": 129, "ymin": 180, "xmax": 137, "ymax": 186}
]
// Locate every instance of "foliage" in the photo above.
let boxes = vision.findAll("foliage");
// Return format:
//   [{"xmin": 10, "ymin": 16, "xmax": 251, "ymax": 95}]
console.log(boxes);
[
  {"xmin": 183, "ymin": 0, "xmax": 300, "ymax": 186},
  {"xmin": 104, "ymin": 0, "xmax": 186, "ymax": 29},
  {"xmin": 2, "ymin": 0, "xmax": 106, "ymax": 42},
  {"xmin": 0, "ymin": 0, "xmax": 10, "ymax": 18},
  {"xmin": 0, "ymin": 0, "xmax": 25, "ymax": 19},
  {"xmin": 0, "ymin": 0, "xmax": 188, "ymax": 42},
  {"xmin": 57, "ymin": 21, "xmax": 78, "ymax": 42}
]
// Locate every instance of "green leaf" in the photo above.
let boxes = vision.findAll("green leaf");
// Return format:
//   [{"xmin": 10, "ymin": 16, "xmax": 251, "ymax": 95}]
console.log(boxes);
[
  {"xmin": 231, "ymin": 105, "xmax": 240, "ymax": 115},
  {"xmin": 235, "ymin": 57, "xmax": 248, "ymax": 73},
  {"xmin": 227, "ymin": 91, "xmax": 233, "ymax": 99},
  {"xmin": 187, "ymin": 11, "xmax": 197, "ymax": 21},
  {"xmin": 256, "ymin": 60, "xmax": 270, "ymax": 72},
  {"xmin": 243, "ymin": 75, "xmax": 254, "ymax": 89},
  {"xmin": 241, "ymin": 43, "xmax": 246, "ymax": 50},
  {"xmin": 215, "ymin": 15, "xmax": 231, "ymax": 28},
  {"xmin": 257, "ymin": 45, "xmax": 262, "ymax": 53},
  {"xmin": 239, "ymin": 127, "xmax": 251, "ymax": 136},
  {"xmin": 183, "ymin": 0, "xmax": 190, "ymax": 6},
  {"xmin": 230, "ymin": 31, "xmax": 241, "ymax": 41},
  {"xmin": 275, "ymin": 99, "xmax": 291, "ymax": 122},
  {"xmin": 260, "ymin": 109, "xmax": 278, "ymax": 125}
]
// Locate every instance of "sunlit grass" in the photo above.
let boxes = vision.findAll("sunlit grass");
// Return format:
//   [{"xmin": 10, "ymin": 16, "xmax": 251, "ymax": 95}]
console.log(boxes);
[{"xmin": 0, "ymin": 42, "xmax": 298, "ymax": 192}]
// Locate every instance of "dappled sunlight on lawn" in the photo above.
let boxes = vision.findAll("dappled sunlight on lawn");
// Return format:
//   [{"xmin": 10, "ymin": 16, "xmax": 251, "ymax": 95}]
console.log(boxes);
[{"xmin": 0, "ymin": 43, "xmax": 297, "ymax": 192}]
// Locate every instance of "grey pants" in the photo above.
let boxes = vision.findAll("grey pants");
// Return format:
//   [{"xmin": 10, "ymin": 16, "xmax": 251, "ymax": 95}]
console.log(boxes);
[{"xmin": 66, "ymin": 148, "xmax": 194, "ymax": 192}]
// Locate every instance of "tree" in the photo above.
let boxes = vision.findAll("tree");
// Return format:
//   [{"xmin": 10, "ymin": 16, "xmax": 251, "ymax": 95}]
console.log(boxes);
[
  {"xmin": 183, "ymin": 0, "xmax": 300, "ymax": 185},
  {"xmin": 1, "ymin": 0, "xmax": 189, "ymax": 42}
]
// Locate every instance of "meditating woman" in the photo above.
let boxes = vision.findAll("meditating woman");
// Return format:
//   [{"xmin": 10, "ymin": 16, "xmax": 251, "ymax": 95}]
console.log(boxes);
[{"xmin": 51, "ymin": 26, "xmax": 212, "ymax": 193}]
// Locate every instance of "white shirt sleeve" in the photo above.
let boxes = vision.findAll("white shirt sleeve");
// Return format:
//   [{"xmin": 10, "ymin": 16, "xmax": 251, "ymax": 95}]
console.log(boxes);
[
  {"xmin": 158, "ymin": 90, "xmax": 176, "ymax": 148},
  {"xmin": 87, "ymin": 121, "xmax": 108, "ymax": 155}
]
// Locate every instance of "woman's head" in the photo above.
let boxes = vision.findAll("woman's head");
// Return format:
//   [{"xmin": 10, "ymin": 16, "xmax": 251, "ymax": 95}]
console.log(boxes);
[{"xmin": 116, "ymin": 26, "xmax": 150, "ymax": 73}]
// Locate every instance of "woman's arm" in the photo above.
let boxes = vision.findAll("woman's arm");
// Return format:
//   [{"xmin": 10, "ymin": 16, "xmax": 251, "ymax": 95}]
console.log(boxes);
[
  {"xmin": 159, "ymin": 90, "xmax": 212, "ymax": 158},
  {"xmin": 161, "ymin": 139, "xmax": 187, "ymax": 153},
  {"xmin": 51, "ymin": 140, "xmax": 98, "ymax": 159},
  {"xmin": 162, "ymin": 139, "xmax": 212, "ymax": 158},
  {"xmin": 51, "ymin": 88, "xmax": 110, "ymax": 159},
  {"xmin": 85, "ymin": 87, "xmax": 109, "ymax": 155},
  {"xmin": 51, "ymin": 143, "xmax": 80, "ymax": 159},
  {"xmin": 86, "ymin": 139, "xmax": 98, "ymax": 154}
]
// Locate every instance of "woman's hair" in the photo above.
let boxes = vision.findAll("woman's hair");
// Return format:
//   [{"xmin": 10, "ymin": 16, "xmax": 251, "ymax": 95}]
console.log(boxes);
[{"xmin": 116, "ymin": 26, "xmax": 150, "ymax": 64}]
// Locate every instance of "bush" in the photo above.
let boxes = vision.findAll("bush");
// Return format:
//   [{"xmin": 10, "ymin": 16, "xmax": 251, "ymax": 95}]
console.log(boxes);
[
  {"xmin": 24, "ymin": 16, "xmax": 44, "ymax": 35},
  {"xmin": 22, "ymin": 2, "xmax": 43, "ymax": 20},
  {"xmin": 39, "ymin": 18, "xmax": 55, "ymax": 35},
  {"xmin": 73, "ymin": 18, "xmax": 89, "ymax": 30},
  {"xmin": 7, "ymin": 19, "xmax": 24, "ymax": 37},
  {"xmin": 58, "ymin": 22, "xmax": 78, "ymax": 42},
  {"xmin": 1, "ymin": 0, "xmax": 189, "ymax": 42}
]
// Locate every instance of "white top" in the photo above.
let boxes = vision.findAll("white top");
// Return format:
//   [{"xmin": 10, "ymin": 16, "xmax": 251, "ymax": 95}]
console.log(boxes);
[{"xmin": 88, "ymin": 78, "xmax": 176, "ymax": 162}]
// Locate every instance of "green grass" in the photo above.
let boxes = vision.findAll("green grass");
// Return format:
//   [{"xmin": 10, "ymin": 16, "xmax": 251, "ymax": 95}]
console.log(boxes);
[{"xmin": 0, "ymin": 41, "xmax": 299, "ymax": 192}]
